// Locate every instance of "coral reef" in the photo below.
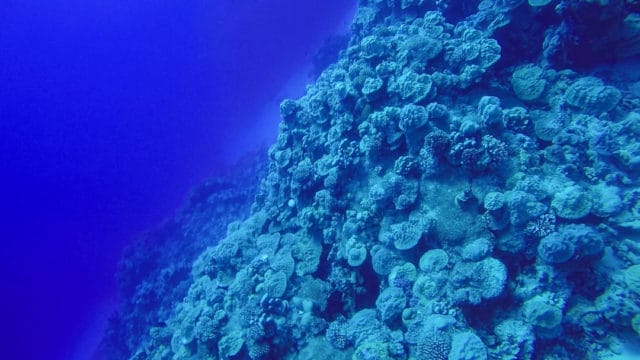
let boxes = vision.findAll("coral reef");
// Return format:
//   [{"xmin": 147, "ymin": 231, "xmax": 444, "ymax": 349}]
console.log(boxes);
[{"xmin": 109, "ymin": 1, "xmax": 640, "ymax": 359}]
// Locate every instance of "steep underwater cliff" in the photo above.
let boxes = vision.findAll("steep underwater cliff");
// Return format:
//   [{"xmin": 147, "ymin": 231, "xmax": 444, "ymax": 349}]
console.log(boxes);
[{"xmin": 112, "ymin": 0, "xmax": 640, "ymax": 359}]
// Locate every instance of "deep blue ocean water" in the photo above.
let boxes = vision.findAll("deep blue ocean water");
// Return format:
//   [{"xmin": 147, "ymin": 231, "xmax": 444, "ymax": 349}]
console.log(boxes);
[{"xmin": 0, "ymin": 1, "xmax": 355, "ymax": 359}]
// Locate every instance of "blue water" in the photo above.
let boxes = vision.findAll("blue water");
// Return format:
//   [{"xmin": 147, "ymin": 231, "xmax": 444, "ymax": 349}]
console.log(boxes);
[{"xmin": 0, "ymin": 1, "xmax": 355, "ymax": 359}]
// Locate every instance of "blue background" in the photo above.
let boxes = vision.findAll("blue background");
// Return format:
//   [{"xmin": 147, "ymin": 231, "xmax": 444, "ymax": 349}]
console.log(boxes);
[{"xmin": 0, "ymin": 1, "xmax": 355, "ymax": 359}]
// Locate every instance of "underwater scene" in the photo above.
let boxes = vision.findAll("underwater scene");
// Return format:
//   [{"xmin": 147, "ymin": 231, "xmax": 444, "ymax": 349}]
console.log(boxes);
[
  {"xmin": 3, "ymin": 0, "xmax": 640, "ymax": 359},
  {"xmin": 105, "ymin": 0, "xmax": 640, "ymax": 359}
]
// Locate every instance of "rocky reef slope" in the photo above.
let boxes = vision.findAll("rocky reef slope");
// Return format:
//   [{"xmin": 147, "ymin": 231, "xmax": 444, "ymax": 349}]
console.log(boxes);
[{"xmin": 119, "ymin": 1, "xmax": 640, "ymax": 359}]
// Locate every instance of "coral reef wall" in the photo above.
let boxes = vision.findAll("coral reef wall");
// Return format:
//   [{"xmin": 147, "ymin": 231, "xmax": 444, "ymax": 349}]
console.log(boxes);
[{"xmin": 121, "ymin": 1, "xmax": 640, "ymax": 359}]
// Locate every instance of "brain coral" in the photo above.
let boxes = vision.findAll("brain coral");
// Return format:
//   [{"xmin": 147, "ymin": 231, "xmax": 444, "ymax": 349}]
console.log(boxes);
[
  {"xmin": 531, "ymin": 110, "xmax": 564, "ymax": 142},
  {"xmin": 511, "ymin": 64, "xmax": 546, "ymax": 102},
  {"xmin": 483, "ymin": 192, "xmax": 505, "ymax": 212},
  {"xmin": 448, "ymin": 331, "xmax": 487, "ymax": 360},
  {"xmin": 270, "ymin": 249, "xmax": 295, "ymax": 277},
  {"xmin": 376, "ymin": 287, "xmax": 407, "ymax": 322},
  {"xmin": 389, "ymin": 262, "xmax": 418, "ymax": 289},
  {"xmin": 590, "ymin": 183, "xmax": 623, "ymax": 217},
  {"xmin": 451, "ymin": 257, "xmax": 507, "ymax": 305},
  {"xmin": 565, "ymin": 76, "xmax": 621, "ymax": 114},
  {"xmin": 537, "ymin": 232, "xmax": 576, "ymax": 264},
  {"xmin": 264, "ymin": 270, "xmax": 288, "ymax": 298},
  {"xmin": 461, "ymin": 238, "xmax": 493, "ymax": 262},
  {"xmin": 399, "ymin": 104, "xmax": 429, "ymax": 132},
  {"xmin": 413, "ymin": 272, "xmax": 447, "ymax": 300},
  {"xmin": 538, "ymin": 224, "xmax": 603, "ymax": 264},
  {"xmin": 419, "ymin": 249, "xmax": 449, "ymax": 273},
  {"xmin": 217, "ymin": 330, "xmax": 244, "ymax": 359},
  {"xmin": 389, "ymin": 69, "xmax": 435, "ymax": 103},
  {"xmin": 362, "ymin": 76, "xmax": 385, "ymax": 101},
  {"xmin": 391, "ymin": 220, "xmax": 424, "ymax": 250},
  {"xmin": 371, "ymin": 245, "xmax": 404, "ymax": 276},
  {"xmin": 506, "ymin": 190, "xmax": 548, "ymax": 226},
  {"xmin": 522, "ymin": 293, "xmax": 563, "ymax": 330},
  {"xmin": 551, "ymin": 185, "xmax": 592, "ymax": 220},
  {"xmin": 347, "ymin": 309, "xmax": 383, "ymax": 346},
  {"xmin": 398, "ymin": 35, "xmax": 443, "ymax": 66}
]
